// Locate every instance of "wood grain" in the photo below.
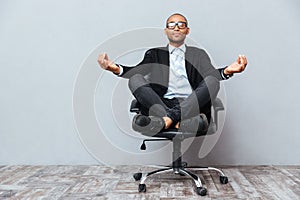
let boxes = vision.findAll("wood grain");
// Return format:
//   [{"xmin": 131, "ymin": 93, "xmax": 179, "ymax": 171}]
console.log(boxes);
[{"xmin": 0, "ymin": 165, "xmax": 299, "ymax": 199}]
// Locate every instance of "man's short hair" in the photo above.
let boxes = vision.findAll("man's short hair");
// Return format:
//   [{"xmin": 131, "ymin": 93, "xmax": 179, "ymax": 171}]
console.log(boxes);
[{"xmin": 166, "ymin": 13, "xmax": 188, "ymax": 27}]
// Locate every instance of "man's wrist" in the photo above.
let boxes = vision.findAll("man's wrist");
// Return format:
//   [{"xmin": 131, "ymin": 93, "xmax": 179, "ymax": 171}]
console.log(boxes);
[
  {"xmin": 224, "ymin": 67, "xmax": 232, "ymax": 75},
  {"xmin": 108, "ymin": 63, "xmax": 120, "ymax": 74},
  {"xmin": 223, "ymin": 67, "xmax": 233, "ymax": 79},
  {"xmin": 112, "ymin": 64, "xmax": 121, "ymax": 75}
]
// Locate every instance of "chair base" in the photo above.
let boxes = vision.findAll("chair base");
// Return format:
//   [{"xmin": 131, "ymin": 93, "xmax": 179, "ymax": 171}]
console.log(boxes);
[{"xmin": 133, "ymin": 164, "xmax": 228, "ymax": 196}]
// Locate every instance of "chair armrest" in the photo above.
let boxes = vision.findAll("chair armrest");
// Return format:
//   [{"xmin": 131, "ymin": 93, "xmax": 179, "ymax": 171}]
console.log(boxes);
[
  {"xmin": 130, "ymin": 99, "xmax": 141, "ymax": 113},
  {"xmin": 210, "ymin": 97, "xmax": 225, "ymax": 131},
  {"xmin": 213, "ymin": 98, "xmax": 224, "ymax": 112}
]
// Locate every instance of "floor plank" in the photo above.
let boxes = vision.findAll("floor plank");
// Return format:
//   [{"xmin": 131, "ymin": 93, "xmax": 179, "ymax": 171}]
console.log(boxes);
[{"xmin": 0, "ymin": 165, "xmax": 299, "ymax": 199}]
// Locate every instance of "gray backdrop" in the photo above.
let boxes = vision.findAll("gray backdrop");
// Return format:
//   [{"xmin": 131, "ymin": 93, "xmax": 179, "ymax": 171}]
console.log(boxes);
[{"xmin": 1, "ymin": 0, "xmax": 300, "ymax": 165}]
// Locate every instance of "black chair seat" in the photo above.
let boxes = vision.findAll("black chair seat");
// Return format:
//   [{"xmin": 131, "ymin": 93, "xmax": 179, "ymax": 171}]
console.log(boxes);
[{"xmin": 139, "ymin": 122, "xmax": 217, "ymax": 140}]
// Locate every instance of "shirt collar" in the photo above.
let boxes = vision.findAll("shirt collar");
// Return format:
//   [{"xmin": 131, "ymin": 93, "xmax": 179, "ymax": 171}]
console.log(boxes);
[{"xmin": 168, "ymin": 44, "xmax": 186, "ymax": 54}]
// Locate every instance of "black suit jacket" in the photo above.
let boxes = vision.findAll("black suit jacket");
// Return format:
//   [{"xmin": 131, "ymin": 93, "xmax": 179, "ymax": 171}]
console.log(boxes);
[{"xmin": 120, "ymin": 45, "xmax": 226, "ymax": 98}]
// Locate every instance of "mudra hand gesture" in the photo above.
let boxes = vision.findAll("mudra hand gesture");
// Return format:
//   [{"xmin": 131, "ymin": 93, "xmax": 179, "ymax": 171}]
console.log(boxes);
[
  {"xmin": 225, "ymin": 55, "xmax": 248, "ymax": 75},
  {"xmin": 97, "ymin": 53, "xmax": 120, "ymax": 74}
]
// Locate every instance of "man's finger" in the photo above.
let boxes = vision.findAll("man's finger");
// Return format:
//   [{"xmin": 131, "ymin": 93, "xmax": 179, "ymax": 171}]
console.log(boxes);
[
  {"xmin": 101, "ymin": 53, "xmax": 106, "ymax": 63},
  {"xmin": 98, "ymin": 54, "xmax": 102, "ymax": 61},
  {"xmin": 242, "ymin": 55, "xmax": 248, "ymax": 65},
  {"xmin": 98, "ymin": 54, "xmax": 104, "ymax": 65},
  {"xmin": 237, "ymin": 55, "xmax": 242, "ymax": 63},
  {"xmin": 104, "ymin": 53, "xmax": 108, "ymax": 60},
  {"xmin": 239, "ymin": 55, "xmax": 247, "ymax": 65},
  {"xmin": 97, "ymin": 54, "xmax": 107, "ymax": 69}
]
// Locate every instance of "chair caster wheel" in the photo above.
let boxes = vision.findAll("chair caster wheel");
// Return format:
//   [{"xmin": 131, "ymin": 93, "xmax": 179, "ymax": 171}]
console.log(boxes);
[
  {"xmin": 138, "ymin": 184, "xmax": 146, "ymax": 192},
  {"xmin": 179, "ymin": 172, "xmax": 186, "ymax": 176},
  {"xmin": 220, "ymin": 176, "xmax": 228, "ymax": 184},
  {"xmin": 133, "ymin": 173, "xmax": 142, "ymax": 181},
  {"xmin": 196, "ymin": 187, "xmax": 207, "ymax": 196},
  {"xmin": 181, "ymin": 162, "xmax": 188, "ymax": 167}
]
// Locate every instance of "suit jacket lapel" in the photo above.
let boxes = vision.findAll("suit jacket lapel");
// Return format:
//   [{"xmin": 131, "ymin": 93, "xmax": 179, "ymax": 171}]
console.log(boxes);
[
  {"xmin": 159, "ymin": 46, "xmax": 170, "ymax": 84},
  {"xmin": 185, "ymin": 46, "xmax": 192, "ymax": 76},
  {"xmin": 185, "ymin": 46, "xmax": 196, "ymax": 87}
]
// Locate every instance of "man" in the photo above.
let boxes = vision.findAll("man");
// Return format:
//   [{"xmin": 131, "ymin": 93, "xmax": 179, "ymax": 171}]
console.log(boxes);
[{"xmin": 98, "ymin": 13, "xmax": 247, "ymax": 134}]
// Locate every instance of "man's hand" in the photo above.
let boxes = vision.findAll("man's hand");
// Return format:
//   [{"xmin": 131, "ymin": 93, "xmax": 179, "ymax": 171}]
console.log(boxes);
[
  {"xmin": 224, "ymin": 55, "xmax": 248, "ymax": 75},
  {"xmin": 97, "ymin": 53, "xmax": 120, "ymax": 74}
]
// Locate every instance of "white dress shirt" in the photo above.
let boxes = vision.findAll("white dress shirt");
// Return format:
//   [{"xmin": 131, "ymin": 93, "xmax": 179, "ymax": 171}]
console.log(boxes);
[{"xmin": 163, "ymin": 44, "xmax": 192, "ymax": 99}]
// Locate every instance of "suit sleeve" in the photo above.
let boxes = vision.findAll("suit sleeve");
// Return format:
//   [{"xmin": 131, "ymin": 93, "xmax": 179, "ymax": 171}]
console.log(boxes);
[
  {"xmin": 118, "ymin": 49, "xmax": 155, "ymax": 79},
  {"xmin": 198, "ymin": 49, "xmax": 228, "ymax": 81}
]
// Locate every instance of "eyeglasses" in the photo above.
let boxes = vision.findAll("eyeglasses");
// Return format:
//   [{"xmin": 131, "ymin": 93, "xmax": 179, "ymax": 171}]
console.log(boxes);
[{"xmin": 166, "ymin": 21, "xmax": 187, "ymax": 30}]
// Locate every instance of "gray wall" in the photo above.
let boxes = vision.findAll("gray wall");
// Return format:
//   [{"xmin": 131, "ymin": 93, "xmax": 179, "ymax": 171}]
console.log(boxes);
[{"xmin": 1, "ymin": 0, "xmax": 300, "ymax": 165}]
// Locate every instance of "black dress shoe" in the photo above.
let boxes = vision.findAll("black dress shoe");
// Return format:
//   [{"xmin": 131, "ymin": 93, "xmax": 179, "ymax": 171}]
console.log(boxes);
[
  {"xmin": 134, "ymin": 114, "xmax": 151, "ymax": 126},
  {"xmin": 179, "ymin": 114, "xmax": 209, "ymax": 134},
  {"xmin": 132, "ymin": 115, "xmax": 165, "ymax": 135}
]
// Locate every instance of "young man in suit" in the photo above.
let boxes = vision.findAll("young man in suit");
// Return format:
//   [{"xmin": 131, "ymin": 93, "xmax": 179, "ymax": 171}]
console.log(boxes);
[{"xmin": 98, "ymin": 13, "xmax": 247, "ymax": 134}]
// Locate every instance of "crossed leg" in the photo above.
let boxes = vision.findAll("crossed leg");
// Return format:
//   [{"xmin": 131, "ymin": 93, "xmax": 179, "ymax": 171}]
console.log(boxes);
[{"xmin": 128, "ymin": 74, "xmax": 220, "ymax": 129}]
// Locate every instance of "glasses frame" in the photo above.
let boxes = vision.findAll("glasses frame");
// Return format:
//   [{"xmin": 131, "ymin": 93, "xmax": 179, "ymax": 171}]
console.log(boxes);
[{"xmin": 166, "ymin": 21, "xmax": 188, "ymax": 30}]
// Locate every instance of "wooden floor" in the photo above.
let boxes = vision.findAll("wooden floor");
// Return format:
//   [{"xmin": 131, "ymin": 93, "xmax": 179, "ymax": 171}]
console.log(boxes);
[{"xmin": 0, "ymin": 165, "xmax": 299, "ymax": 199}]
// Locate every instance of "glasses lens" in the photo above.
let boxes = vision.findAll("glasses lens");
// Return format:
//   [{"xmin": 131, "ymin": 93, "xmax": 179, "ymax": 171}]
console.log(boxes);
[
  {"xmin": 177, "ymin": 22, "xmax": 186, "ymax": 29},
  {"xmin": 167, "ymin": 22, "xmax": 176, "ymax": 29},
  {"xmin": 167, "ymin": 22, "xmax": 187, "ymax": 29}
]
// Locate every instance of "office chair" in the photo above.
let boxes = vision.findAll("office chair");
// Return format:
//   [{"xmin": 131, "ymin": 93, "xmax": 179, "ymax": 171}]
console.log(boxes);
[{"xmin": 130, "ymin": 98, "xmax": 228, "ymax": 196}]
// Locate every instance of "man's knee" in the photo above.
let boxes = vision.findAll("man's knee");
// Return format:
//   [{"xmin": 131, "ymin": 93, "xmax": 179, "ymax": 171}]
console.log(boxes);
[{"xmin": 128, "ymin": 74, "xmax": 148, "ymax": 93}]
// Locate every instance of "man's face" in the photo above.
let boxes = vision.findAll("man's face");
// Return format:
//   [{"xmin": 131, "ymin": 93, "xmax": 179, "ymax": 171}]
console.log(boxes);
[{"xmin": 164, "ymin": 15, "xmax": 190, "ymax": 47}]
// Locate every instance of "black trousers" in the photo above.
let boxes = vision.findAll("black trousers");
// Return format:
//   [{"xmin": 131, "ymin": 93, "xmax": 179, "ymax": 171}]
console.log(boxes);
[{"xmin": 128, "ymin": 74, "xmax": 220, "ymax": 126}]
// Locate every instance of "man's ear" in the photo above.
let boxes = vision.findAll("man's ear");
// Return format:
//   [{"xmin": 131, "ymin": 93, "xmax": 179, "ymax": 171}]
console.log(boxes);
[
  {"xmin": 164, "ymin": 28, "xmax": 168, "ymax": 35},
  {"xmin": 185, "ymin": 27, "xmax": 190, "ymax": 35}
]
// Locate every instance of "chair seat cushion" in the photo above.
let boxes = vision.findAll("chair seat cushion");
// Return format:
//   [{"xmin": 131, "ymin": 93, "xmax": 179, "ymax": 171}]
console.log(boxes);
[{"xmin": 138, "ymin": 122, "xmax": 216, "ymax": 140}]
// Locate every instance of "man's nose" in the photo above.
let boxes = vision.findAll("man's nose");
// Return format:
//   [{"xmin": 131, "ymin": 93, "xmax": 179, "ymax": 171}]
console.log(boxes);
[{"xmin": 174, "ymin": 25, "xmax": 180, "ymax": 31}]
